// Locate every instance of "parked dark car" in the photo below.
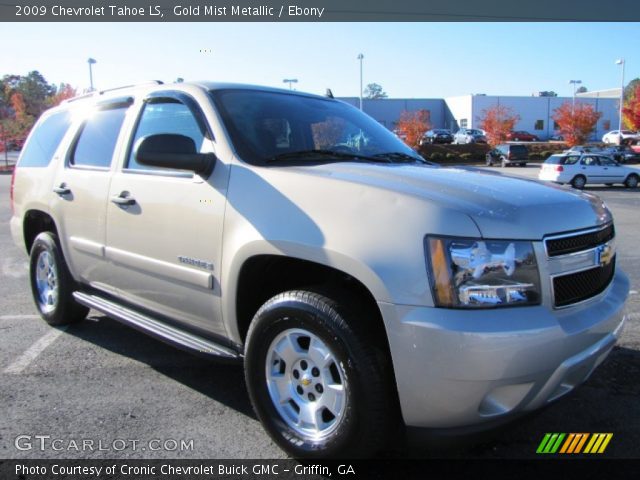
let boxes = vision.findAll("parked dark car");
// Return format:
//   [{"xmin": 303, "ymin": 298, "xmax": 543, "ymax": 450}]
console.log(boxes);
[
  {"xmin": 420, "ymin": 129, "xmax": 453, "ymax": 145},
  {"xmin": 601, "ymin": 145, "xmax": 640, "ymax": 164},
  {"xmin": 486, "ymin": 144, "xmax": 529, "ymax": 167},
  {"xmin": 506, "ymin": 130, "xmax": 539, "ymax": 142}
]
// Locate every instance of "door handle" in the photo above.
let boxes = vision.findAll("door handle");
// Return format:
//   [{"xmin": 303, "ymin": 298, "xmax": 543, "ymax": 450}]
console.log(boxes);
[
  {"xmin": 111, "ymin": 192, "xmax": 136, "ymax": 206},
  {"xmin": 53, "ymin": 183, "xmax": 71, "ymax": 195}
]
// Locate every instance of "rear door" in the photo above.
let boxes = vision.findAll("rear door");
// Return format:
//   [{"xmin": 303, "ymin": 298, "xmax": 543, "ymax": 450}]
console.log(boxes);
[
  {"xmin": 50, "ymin": 99, "xmax": 131, "ymax": 293},
  {"xmin": 103, "ymin": 91, "xmax": 228, "ymax": 336}
]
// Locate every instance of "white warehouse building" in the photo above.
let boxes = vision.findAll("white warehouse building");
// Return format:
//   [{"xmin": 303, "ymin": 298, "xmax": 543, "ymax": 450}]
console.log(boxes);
[{"xmin": 340, "ymin": 92, "xmax": 621, "ymax": 141}]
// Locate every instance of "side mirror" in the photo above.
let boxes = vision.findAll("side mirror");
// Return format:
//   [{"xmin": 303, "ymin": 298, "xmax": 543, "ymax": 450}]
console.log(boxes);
[{"xmin": 134, "ymin": 134, "xmax": 215, "ymax": 175}]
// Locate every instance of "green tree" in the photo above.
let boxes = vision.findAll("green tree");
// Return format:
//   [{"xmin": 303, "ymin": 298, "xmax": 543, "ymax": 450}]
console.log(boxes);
[
  {"xmin": 363, "ymin": 83, "xmax": 388, "ymax": 99},
  {"xmin": 624, "ymin": 78, "xmax": 640, "ymax": 102}
]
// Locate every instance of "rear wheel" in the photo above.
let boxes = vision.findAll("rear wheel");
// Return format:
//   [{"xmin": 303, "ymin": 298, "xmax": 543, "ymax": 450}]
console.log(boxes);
[
  {"xmin": 29, "ymin": 232, "xmax": 88, "ymax": 325},
  {"xmin": 625, "ymin": 174, "xmax": 639, "ymax": 188},
  {"xmin": 244, "ymin": 290, "xmax": 394, "ymax": 458},
  {"xmin": 571, "ymin": 175, "xmax": 587, "ymax": 189},
  {"xmin": 500, "ymin": 157, "xmax": 508, "ymax": 168}
]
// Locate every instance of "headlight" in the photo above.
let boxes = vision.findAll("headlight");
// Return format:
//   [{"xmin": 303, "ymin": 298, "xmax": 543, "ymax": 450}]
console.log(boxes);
[{"xmin": 426, "ymin": 236, "xmax": 541, "ymax": 308}]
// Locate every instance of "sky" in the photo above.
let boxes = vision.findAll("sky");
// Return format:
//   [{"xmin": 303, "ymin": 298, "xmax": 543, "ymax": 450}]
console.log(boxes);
[{"xmin": 2, "ymin": 22, "xmax": 640, "ymax": 98}]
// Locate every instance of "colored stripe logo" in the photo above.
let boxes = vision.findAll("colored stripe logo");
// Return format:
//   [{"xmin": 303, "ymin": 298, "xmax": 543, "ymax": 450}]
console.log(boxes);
[{"xmin": 536, "ymin": 433, "xmax": 613, "ymax": 454}]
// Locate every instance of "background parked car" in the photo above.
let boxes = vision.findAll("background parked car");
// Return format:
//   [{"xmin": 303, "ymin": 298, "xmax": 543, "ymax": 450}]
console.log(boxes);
[
  {"xmin": 486, "ymin": 144, "xmax": 529, "ymax": 167},
  {"xmin": 563, "ymin": 145, "xmax": 600, "ymax": 154},
  {"xmin": 506, "ymin": 130, "xmax": 539, "ymax": 142},
  {"xmin": 539, "ymin": 153, "xmax": 639, "ymax": 189},
  {"xmin": 602, "ymin": 130, "xmax": 640, "ymax": 144},
  {"xmin": 420, "ymin": 129, "xmax": 453, "ymax": 145},
  {"xmin": 600, "ymin": 145, "xmax": 640, "ymax": 164},
  {"xmin": 453, "ymin": 128, "xmax": 487, "ymax": 144}
]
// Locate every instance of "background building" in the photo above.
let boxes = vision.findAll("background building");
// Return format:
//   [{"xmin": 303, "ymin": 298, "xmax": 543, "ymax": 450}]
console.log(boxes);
[{"xmin": 339, "ymin": 94, "xmax": 621, "ymax": 140}]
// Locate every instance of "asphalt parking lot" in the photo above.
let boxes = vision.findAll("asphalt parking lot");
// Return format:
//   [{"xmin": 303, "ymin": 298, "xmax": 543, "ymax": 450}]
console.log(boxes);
[{"xmin": 0, "ymin": 166, "xmax": 638, "ymax": 460}]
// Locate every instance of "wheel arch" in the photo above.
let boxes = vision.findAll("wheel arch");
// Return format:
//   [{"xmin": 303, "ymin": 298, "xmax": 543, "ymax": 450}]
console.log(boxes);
[
  {"xmin": 23, "ymin": 209, "xmax": 59, "ymax": 254},
  {"xmin": 233, "ymin": 254, "xmax": 389, "ymax": 350}
]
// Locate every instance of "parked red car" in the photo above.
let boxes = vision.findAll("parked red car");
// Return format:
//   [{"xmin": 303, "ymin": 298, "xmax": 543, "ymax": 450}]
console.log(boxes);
[{"xmin": 507, "ymin": 130, "xmax": 539, "ymax": 142}]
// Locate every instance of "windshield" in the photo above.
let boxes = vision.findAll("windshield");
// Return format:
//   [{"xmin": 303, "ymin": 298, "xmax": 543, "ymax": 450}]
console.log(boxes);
[
  {"xmin": 467, "ymin": 129, "xmax": 483, "ymax": 135},
  {"xmin": 210, "ymin": 89, "xmax": 419, "ymax": 165}
]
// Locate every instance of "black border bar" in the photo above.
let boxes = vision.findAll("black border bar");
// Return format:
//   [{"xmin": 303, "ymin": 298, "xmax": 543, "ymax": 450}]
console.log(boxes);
[{"xmin": 2, "ymin": 0, "xmax": 640, "ymax": 22}]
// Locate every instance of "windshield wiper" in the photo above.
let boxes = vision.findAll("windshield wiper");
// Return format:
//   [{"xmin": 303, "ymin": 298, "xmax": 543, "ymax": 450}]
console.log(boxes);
[
  {"xmin": 266, "ymin": 149, "xmax": 392, "ymax": 164},
  {"xmin": 373, "ymin": 152, "xmax": 434, "ymax": 164}
]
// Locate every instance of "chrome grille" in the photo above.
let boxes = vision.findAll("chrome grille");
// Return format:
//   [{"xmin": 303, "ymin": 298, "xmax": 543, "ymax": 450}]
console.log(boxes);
[
  {"xmin": 553, "ymin": 257, "xmax": 616, "ymax": 307},
  {"xmin": 546, "ymin": 224, "xmax": 614, "ymax": 257},
  {"xmin": 545, "ymin": 224, "xmax": 616, "ymax": 308}
]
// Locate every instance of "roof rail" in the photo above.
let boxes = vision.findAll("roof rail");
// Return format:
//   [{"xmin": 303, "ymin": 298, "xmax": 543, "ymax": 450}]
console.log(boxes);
[{"xmin": 64, "ymin": 80, "xmax": 164, "ymax": 104}]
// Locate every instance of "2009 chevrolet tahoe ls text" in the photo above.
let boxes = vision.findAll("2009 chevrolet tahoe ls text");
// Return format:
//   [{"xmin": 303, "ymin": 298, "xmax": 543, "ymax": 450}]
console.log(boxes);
[{"xmin": 10, "ymin": 81, "xmax": 629, "ymax": 458}]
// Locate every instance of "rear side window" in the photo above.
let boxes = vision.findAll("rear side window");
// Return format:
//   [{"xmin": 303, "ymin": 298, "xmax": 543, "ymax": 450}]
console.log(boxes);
[
  {"xmin": 70, "ymin": 107, "xmax": 128, "ymax": 168},
  {"xmin": 510, "ymin": 145, "xmax": 528, "ymax": 155},
  {"xmin": 545, "ymin": 155, "xmax": 564, "ymax": 164},
  {"xmin": 18, "ymin": 110, "xmax": 71, "ymax": 167}
]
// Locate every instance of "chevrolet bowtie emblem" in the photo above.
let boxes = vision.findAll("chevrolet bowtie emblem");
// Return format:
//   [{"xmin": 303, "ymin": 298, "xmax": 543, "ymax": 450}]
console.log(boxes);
[{"xmin": 595, "ymin": 242, "xmax": 614, "ymax": 267}]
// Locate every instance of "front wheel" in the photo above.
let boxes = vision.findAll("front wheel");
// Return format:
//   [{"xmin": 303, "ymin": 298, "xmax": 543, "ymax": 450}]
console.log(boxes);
[
  {"xmin": 29, "ymin": 232, "xmax": 88, "ymax": 325},
  {"xmin": 244, "ymin": 290, "xmax": 394, "ymax": 458}
]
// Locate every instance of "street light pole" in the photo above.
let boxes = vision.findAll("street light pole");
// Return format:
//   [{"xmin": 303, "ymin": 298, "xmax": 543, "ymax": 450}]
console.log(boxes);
[
  {"xmin": 568, "ymin": 79, "xmax": 582, "ymax": 113},
  {"xmin": 87, "ymin": 58, "xmax": 97, "ymax": 92},
  {"xmin": 357, "ymin": 53, "xmax": 364, "ymax": 111},
  {"xmin": 283, "ymin": 78, "xmax": 298, "ymax": 90},
  {"xmin": 616, "ymin": 59, "xmax": 625, "ymax": 145}
]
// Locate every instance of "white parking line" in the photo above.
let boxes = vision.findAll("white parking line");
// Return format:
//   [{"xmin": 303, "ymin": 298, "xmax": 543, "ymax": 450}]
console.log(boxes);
[
  {"xmin": 0, "ymin": 314, "xmax": 40, "ymax": 321},
  {"xmin": 3, "ymin": 326, "xmax": 68, "ymax": 375}
]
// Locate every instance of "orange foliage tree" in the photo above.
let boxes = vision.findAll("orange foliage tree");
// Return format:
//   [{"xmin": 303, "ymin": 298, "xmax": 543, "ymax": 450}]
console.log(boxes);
[
  {"xmin": 479, "ymin": 105, "xmax": 519, "ymax": 146},
  {"xmin": 48, "ymin": 83, "xmax": 77, "ymax": 107},
  {"xmin": 622, "ymin": 84, "xmax": 640, "ymax": 132},
  {"xmin": 396, "ymin": 109, "xmax": 430, "ymax": 148},
  {"xmin": 552, "ymin": 102, "xmax": 602, "ymax": 147}
]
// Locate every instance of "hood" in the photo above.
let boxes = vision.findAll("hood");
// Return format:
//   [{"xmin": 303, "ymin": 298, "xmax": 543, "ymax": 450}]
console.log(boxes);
[{"xmin": 282, "ymin": 163, "xmax": 611, "ymax": 239}]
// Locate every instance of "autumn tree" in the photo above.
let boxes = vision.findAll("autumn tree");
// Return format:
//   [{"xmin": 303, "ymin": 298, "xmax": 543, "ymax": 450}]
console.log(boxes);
[
  {"xmin": 624, "ymin": 78, "xmax": 640, "ymax": 101},
  {"xmin": 364, "ymin": 83, "xmax": 388, "ymax": 99},
  {"xmin": 1, "ymin": 72, "xmax": 75, "ymax": 154},
  {"xmin": 479, "ymin": 105, "xmax": 520, "ymax": 146},
  {"xmin": 396, "ymin": 109, "xmax": 431, "ymax": 148},
  {"xmin": 622, "ymin": 83, "xmax": 640, "ymax": 132},
  {"xmin": 48, "ymin": 83, "xmax": 78, "ymax": 107},
  {"xmin": 552, "ymin": 101, "xmax": 602, "ymax": 147}
]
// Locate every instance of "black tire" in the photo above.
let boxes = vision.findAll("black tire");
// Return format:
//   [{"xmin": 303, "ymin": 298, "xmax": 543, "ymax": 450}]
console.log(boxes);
[
  {"xmin": 571, "ymin": 175, "xmax": 587, "ymax": 189},
  {"xmin": 625, "ymin": 174, "xmax": 639, "ymax": 188},
  {"xmin": 500, "ymin": 157, "xmax": 508, "ymax": 168},
  {"xmin": 244, "ymin": 290, "xmax": 394, "ymax": 458},
  {"xmin": 29, "ymin": 232, "xmax": 88, "ymax": 326}
]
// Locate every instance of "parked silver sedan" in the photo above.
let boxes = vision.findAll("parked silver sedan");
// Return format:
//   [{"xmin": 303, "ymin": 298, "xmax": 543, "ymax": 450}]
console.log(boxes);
[{"xmin": 539, "ymin": 153, "xmax": 640, "ymax": 189}]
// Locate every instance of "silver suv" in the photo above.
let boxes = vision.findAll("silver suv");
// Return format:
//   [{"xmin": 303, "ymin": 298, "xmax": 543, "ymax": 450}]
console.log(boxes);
[{"xmin": 10, "ymin": 81, "xmax": 629, "ymax": 458}]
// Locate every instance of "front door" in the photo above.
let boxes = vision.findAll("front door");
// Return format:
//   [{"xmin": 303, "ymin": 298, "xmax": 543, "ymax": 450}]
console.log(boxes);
[{"xmin": 104, "ymin": 93, "xmax": 228, "ymax": 336}]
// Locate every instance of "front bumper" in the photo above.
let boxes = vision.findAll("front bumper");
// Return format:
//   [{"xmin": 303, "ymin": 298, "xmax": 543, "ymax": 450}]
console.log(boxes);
[{"xmin": 379, "ymin": 269, "xmax": 628, "ymax": 429}]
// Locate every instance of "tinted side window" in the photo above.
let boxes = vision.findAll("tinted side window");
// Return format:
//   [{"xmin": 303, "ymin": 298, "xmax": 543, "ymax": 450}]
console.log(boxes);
[
  {"xmin": 18, "ymin": 110, "xmax": 71, "ymax": 167},
  {"xmin": 71, "ymin": 107, "xmax": 127, "ymax": 168},
  {"xmin": 127, "ymin": 102, "xmax": 205, "ymax": 171}
]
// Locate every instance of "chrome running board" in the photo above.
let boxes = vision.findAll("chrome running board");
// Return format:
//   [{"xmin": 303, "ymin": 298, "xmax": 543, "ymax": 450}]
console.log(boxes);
[{"xmin": 73, "ymin": 291, "xmax": 241, "ymax": 360}]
